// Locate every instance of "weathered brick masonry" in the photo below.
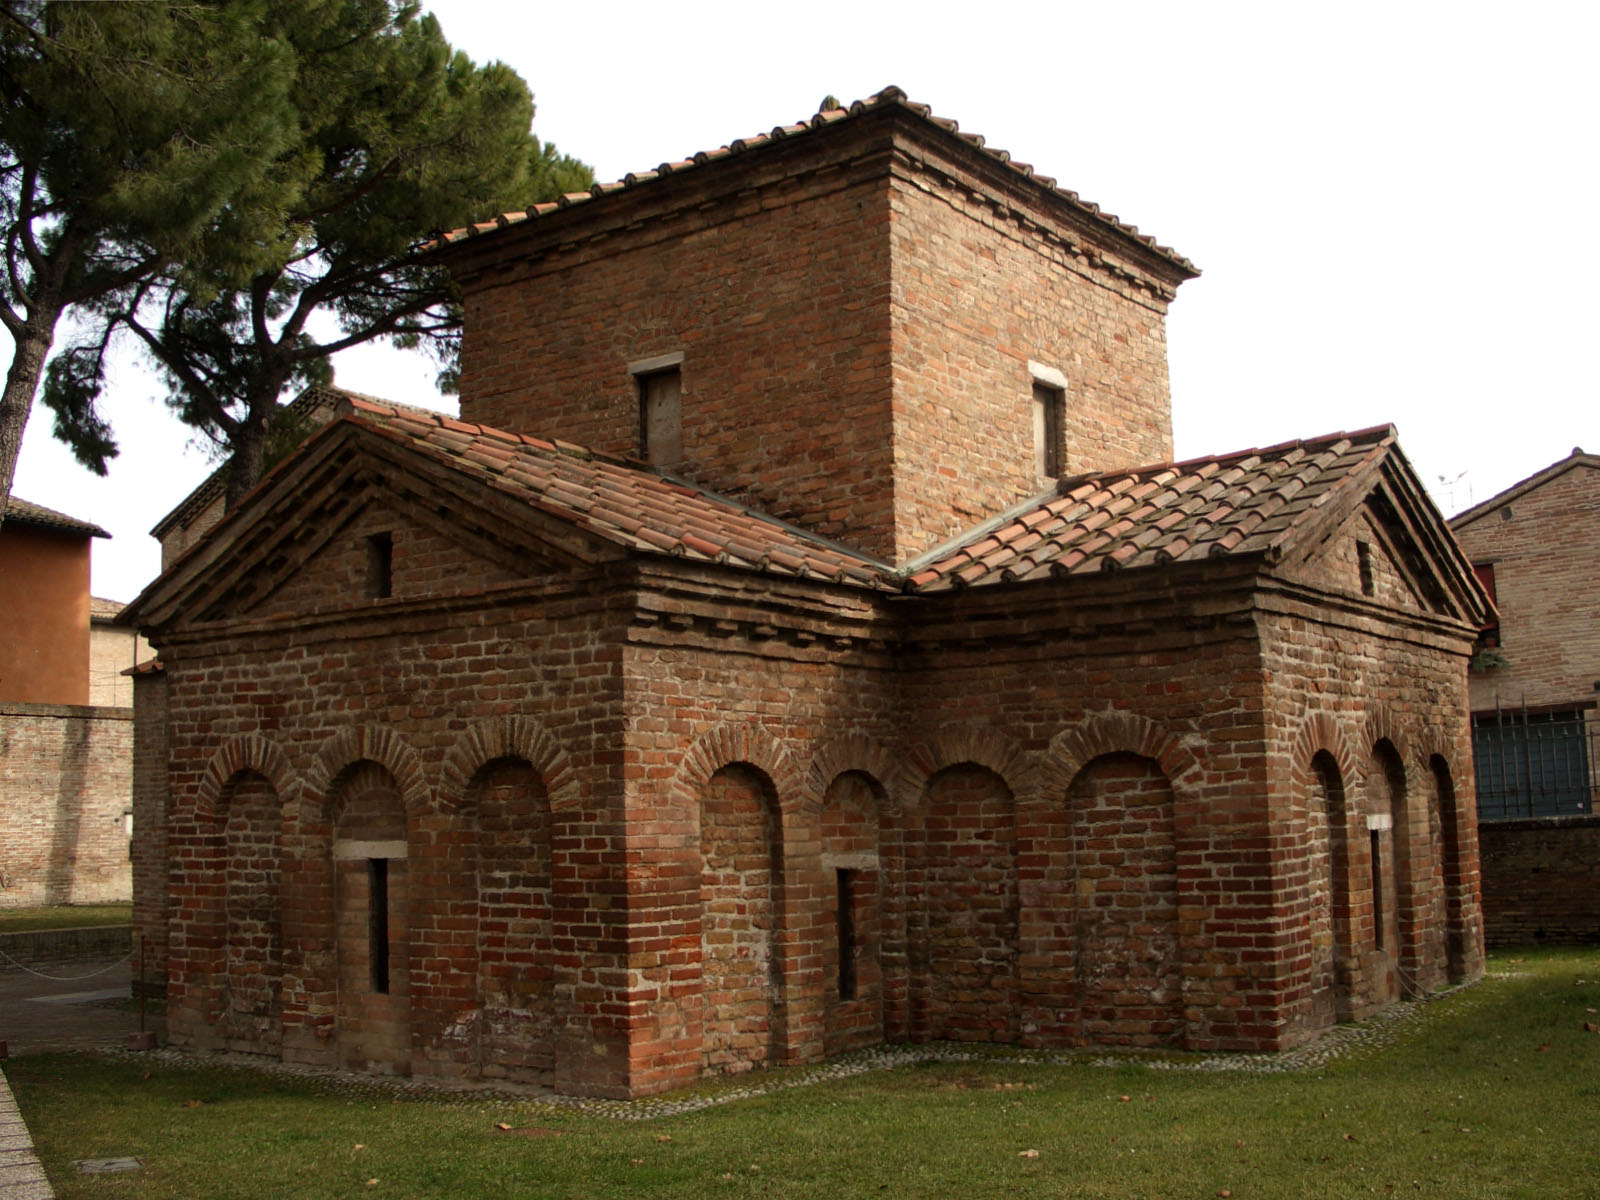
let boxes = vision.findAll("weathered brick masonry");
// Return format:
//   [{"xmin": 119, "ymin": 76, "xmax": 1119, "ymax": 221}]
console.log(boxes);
[
  {"xmin": 128, "ymin": 89, "xmax": 1491, "ymax": 1097},
  {"xmin": 0, "ymin": 702, "xmax": 132, "ymax": 907},
  {"xmin": 1477, "ymin": 817, "xmax": 1600, "ymax": 946}
]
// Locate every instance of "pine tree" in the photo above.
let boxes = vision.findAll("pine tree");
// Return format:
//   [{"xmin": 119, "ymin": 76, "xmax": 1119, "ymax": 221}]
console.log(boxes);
[
  {"xmin": 0, "ymin": 0, "xmax": 296, "ymax": 526},
  {"xmin": 46, "ymin": 0, "xmax": 592, "ymax": 508}
]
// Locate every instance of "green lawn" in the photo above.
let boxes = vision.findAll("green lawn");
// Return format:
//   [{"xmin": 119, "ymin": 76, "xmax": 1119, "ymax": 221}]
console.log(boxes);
[
  {"xmin": 8, "ymin": 948, "xmax": 1599, "ymax": 1199},
  {"xmin": 0, "ymin": 903, "xmax": 132, "ymax": 934}
]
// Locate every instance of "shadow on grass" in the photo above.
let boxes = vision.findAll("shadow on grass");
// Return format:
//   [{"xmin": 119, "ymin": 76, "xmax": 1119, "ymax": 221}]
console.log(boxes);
[{"xmin": 7, "ymin": 947, "xmax": 1597, "ymax": 1200}]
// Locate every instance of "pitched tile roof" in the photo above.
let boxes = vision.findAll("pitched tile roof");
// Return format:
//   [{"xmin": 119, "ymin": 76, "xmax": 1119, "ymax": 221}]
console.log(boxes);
[
  {"xmin": 904, "ymin": 427, "xmax": 1399, "ymax": 591},
  {"xmin": 2, "ymin": 496, "xmax": 109, "ymax": 538},
  {"xmin": 346, "ymin": 402, "xmax": 1403, "ymax": 599},
  {"xmin": 149, "ymin": 384, "xmax": 434, "ymax": 538},
  {"xmin": 344, "ymin": 398, "xmax": 900, "ymax": 590},
  {"xmin": 437, "ymin": 86, "xmax": 1196, "ymax": 276}
]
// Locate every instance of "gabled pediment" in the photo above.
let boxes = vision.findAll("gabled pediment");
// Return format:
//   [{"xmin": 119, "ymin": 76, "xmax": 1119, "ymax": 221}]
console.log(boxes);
[
  {"xmin": 1268, "ymin": 440, "xmax": 1491, "ymax": 625},
  {"xmin": 125, "ymin": 401, "xmax": 899, "ymax": 632},
  {"xmin": 901, "ymin": 425, "xmax": 1493, "ymax": 627},
  {"xmin": 125, "ymin": 422, "xmax": 624, "ymax": 630}
]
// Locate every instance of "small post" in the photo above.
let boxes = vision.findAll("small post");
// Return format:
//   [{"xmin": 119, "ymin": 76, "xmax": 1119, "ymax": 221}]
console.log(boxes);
[{"xmin": 127, "ymin": 934, "xmax": 157, "ymax": 1051}]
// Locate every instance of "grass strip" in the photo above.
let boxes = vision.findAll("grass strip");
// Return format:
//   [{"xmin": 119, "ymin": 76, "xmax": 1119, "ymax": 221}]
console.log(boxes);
[
  {"xmin": 8, "ymin": 947, "xmax": 1599, "ymax": 1199},
  {"xmin": 0, "ymin": 904, "xmax": 133, "ymax": 934}
]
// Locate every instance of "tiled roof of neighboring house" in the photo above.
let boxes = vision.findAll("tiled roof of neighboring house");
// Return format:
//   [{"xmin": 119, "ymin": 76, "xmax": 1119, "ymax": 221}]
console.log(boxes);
[
  {"xmin": 905, "ymin": 427, "xmax": 1399, "ymax": 591},
  {"xmin": 1448, "ymin": 446, "xmax": 1597, "ymax": 530},
  {"xmin": 149, "ymin": 384, "xmax": 443, "ymax": 538},
  {"xmin": 437, "ymin": 85, "xmax": 1198, "ymax": 277},
  {"xmin": 3, "ymin": 496, "xmax": 109, "ymax": 538},
  {"xmin": 345, "ymin": 398, "xmax": 901, "ymax": 590},
  {"xmin": 89, "ymin": 596, "xmax": 127, "ymax": 620}
]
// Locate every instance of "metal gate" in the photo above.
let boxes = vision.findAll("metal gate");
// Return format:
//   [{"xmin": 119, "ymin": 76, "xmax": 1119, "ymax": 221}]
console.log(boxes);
[{"xmin": 1472, "ymin": 707, "xmax": 1597, "ymax": 820}]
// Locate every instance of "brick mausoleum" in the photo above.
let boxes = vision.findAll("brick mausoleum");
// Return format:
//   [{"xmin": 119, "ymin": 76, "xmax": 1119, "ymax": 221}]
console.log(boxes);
[{"xmin": 126, "ymin": 88, "xmax": 1492, "ymax": 1097}]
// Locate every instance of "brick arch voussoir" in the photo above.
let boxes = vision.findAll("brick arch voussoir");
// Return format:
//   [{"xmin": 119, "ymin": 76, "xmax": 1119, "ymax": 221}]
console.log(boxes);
[
  {"xmin": 1363, "ymin": 708, "xmax": 1413, "ymax": 804},
  {"xmin": 1413, "ymin": 728, "xmax": 1462, "ymax": 790},
  {"xmin": 1046, "ymin": 709, "xmax": 1203, "ymax": 800},
  {"xmin": 439, "ymin": 715, "xmax": 580, "ymax": 813},
  {"xmin": 195, "ymin": 734, "xmax": 297, "ymax": 824},
  {"xmin": 902, "ymin": 727, "xmax": 1034, "ymax": 809},
  {"xmin": 669, "ymin": 722, "xmax": 802, "ymax": 816},
  {"xmin": 1290, "ymin": 712, "xmax": 1359, "ymax": 792},
  {"xmin": 1364, "ymin": 708, "xmax": 1412, "ymax": 765},
  {"xmin": 805, "ymin": 734, "xmax": 902, "ymax": 817},
  {"xmin": 302, "ymin": 724, "xmax": 431, "ymax": 821}
]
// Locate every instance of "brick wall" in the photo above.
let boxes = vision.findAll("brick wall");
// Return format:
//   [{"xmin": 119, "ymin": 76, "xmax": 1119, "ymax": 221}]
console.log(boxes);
[
  {"xmin": 446, "ymin": 107, "xmax": 1188, "ymax": 565},
  {"xmin": 0, "ymin": 702, "xmax": 133, "ymax": 907},
  {"xmin": 1478, "ymin": 816, "xmax": 1600, "ymax": 945},
  {"xmin": 131, "ymin": 669, "xmax": 169, "ymax": 996},
  {"xmin": 605, "ymin": 553, "xmax": 1481, "ymax": 1090},
  {"xmin": 1258, "ymin": 588, "xmax": 1482, "ymax": 1036},
  {"xmin": 1452, "ymin": 460, "xmax": 1600, "ymax": 713},
  {"xmin": 89, "ymin": 619, "xmax": 149, "ymax": 708},
  {"xmin": 0, "ymin": 925, "xmax": 132, "ymax": 971},
  {"xmin": 140, "ymin": 521, "xmax": 1480, "ymax": 1097},
  {"xmin": 145, "ymin": 501, "xmax": 635, "ymax": 1090},
  {"xmin": 887, "ymin": 150, "xmax": 1175, "ymax": 551},
  {"xmin": 453, "ymin": 134, "xmax": 899, "ymax": 559}
]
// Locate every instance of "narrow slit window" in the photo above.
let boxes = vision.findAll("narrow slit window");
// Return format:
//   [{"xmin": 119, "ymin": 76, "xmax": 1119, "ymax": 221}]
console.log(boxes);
[
  {"xmin": 1356, "ymin": 540, "xmax": 1375, "ymax": 597},
  {"xmin": 365, "ymin": 533, "xmax": 393, "ymax": 600},
  {"xmin": 1368, "ymin": 831, "xmax": 1384, "ymax": 951},
  {"xmin": 638, "ymin": 367, "xmax": 682, "ymax": 468},
  {"xmin": 836, "ymin": 868, "xmax": 857, "ymax": 1001},
  {"xmin": 1032, "ymin": 382, "xmax": 1063, "ymax": 479},
  {"xmin": 368, "ymin": 858, "xmax": 390, "ymax": 994}
]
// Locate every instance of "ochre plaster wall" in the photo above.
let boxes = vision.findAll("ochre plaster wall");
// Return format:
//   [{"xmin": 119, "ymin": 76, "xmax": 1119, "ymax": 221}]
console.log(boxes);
[{"xmin": 0, "ymin": 524, "xmax": 91, "ymax": 705}]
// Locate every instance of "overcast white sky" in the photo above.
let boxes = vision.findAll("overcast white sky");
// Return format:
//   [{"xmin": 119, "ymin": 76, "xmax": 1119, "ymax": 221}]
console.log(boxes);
[{"xmin": 8, "ymin": 0, "xmax": 1597, "ymax": 602}]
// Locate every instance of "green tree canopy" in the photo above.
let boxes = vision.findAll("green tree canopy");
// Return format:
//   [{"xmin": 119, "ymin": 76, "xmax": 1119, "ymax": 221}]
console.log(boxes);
[
  {"xmin": 0, "ymin": 0, "xmax": 297, "ymax": 526},
  {"xmin": 46, "ymin": 0, "xmax": 592, "ymax": 508}
]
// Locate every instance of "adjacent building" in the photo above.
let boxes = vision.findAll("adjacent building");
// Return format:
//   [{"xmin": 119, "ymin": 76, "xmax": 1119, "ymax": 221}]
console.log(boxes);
[
  {"xmin": 0, "ymin": 498, "xmax": 139, "ymax": 906},
  {"xmin": 1450, "ymin": 449, "xmax": 1600, "ymax": 943}
]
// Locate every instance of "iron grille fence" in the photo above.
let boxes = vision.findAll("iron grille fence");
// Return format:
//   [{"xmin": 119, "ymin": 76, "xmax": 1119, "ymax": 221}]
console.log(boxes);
[{"xmin": 1472, "ymin": 707, "xmax": 1598, "ymax": 821}]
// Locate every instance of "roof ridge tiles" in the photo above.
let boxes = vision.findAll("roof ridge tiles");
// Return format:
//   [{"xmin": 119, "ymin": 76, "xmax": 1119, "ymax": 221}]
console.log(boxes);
[{"xmin": 434, "ymin": 85, "xmax": 1196, "ymax": 271}]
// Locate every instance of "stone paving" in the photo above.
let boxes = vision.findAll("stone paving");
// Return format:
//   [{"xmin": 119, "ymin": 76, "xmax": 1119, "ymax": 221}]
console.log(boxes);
[{"xmin": 0, "ymin": 1070, "xmax": 52, "ymax": 1200}]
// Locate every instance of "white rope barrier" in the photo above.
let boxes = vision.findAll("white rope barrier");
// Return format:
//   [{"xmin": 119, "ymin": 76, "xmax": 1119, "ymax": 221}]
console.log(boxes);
[{"xmin": 0, "ymin": 948, "xmax": 134, "ymax": 982}]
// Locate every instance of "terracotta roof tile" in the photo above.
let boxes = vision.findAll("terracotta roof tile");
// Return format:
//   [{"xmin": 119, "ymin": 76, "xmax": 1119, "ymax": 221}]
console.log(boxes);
[
  {"xmin": 345, "ymin": 407, "xmax": 899, "ymax": 591},
  {"xmin": 904, "ymin": 427, "xmax": 1398, "ymax": 592},
  {"xmin": 436, "ymin": 86, "xmax": 1195, "ymax": 276},
  {"xmin": 3, "ymin": 496, "xmax": 109, "ymax": 538}
]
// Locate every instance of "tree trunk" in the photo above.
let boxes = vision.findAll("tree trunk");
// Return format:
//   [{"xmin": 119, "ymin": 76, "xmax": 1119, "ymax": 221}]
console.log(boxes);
[
  {"xmin": 0, "ymin": 294, "xmax": 68, "ymax": 530},
  {"xmin": 223, "ymin": 373, "xmax": 289, "ymax": 510}
]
